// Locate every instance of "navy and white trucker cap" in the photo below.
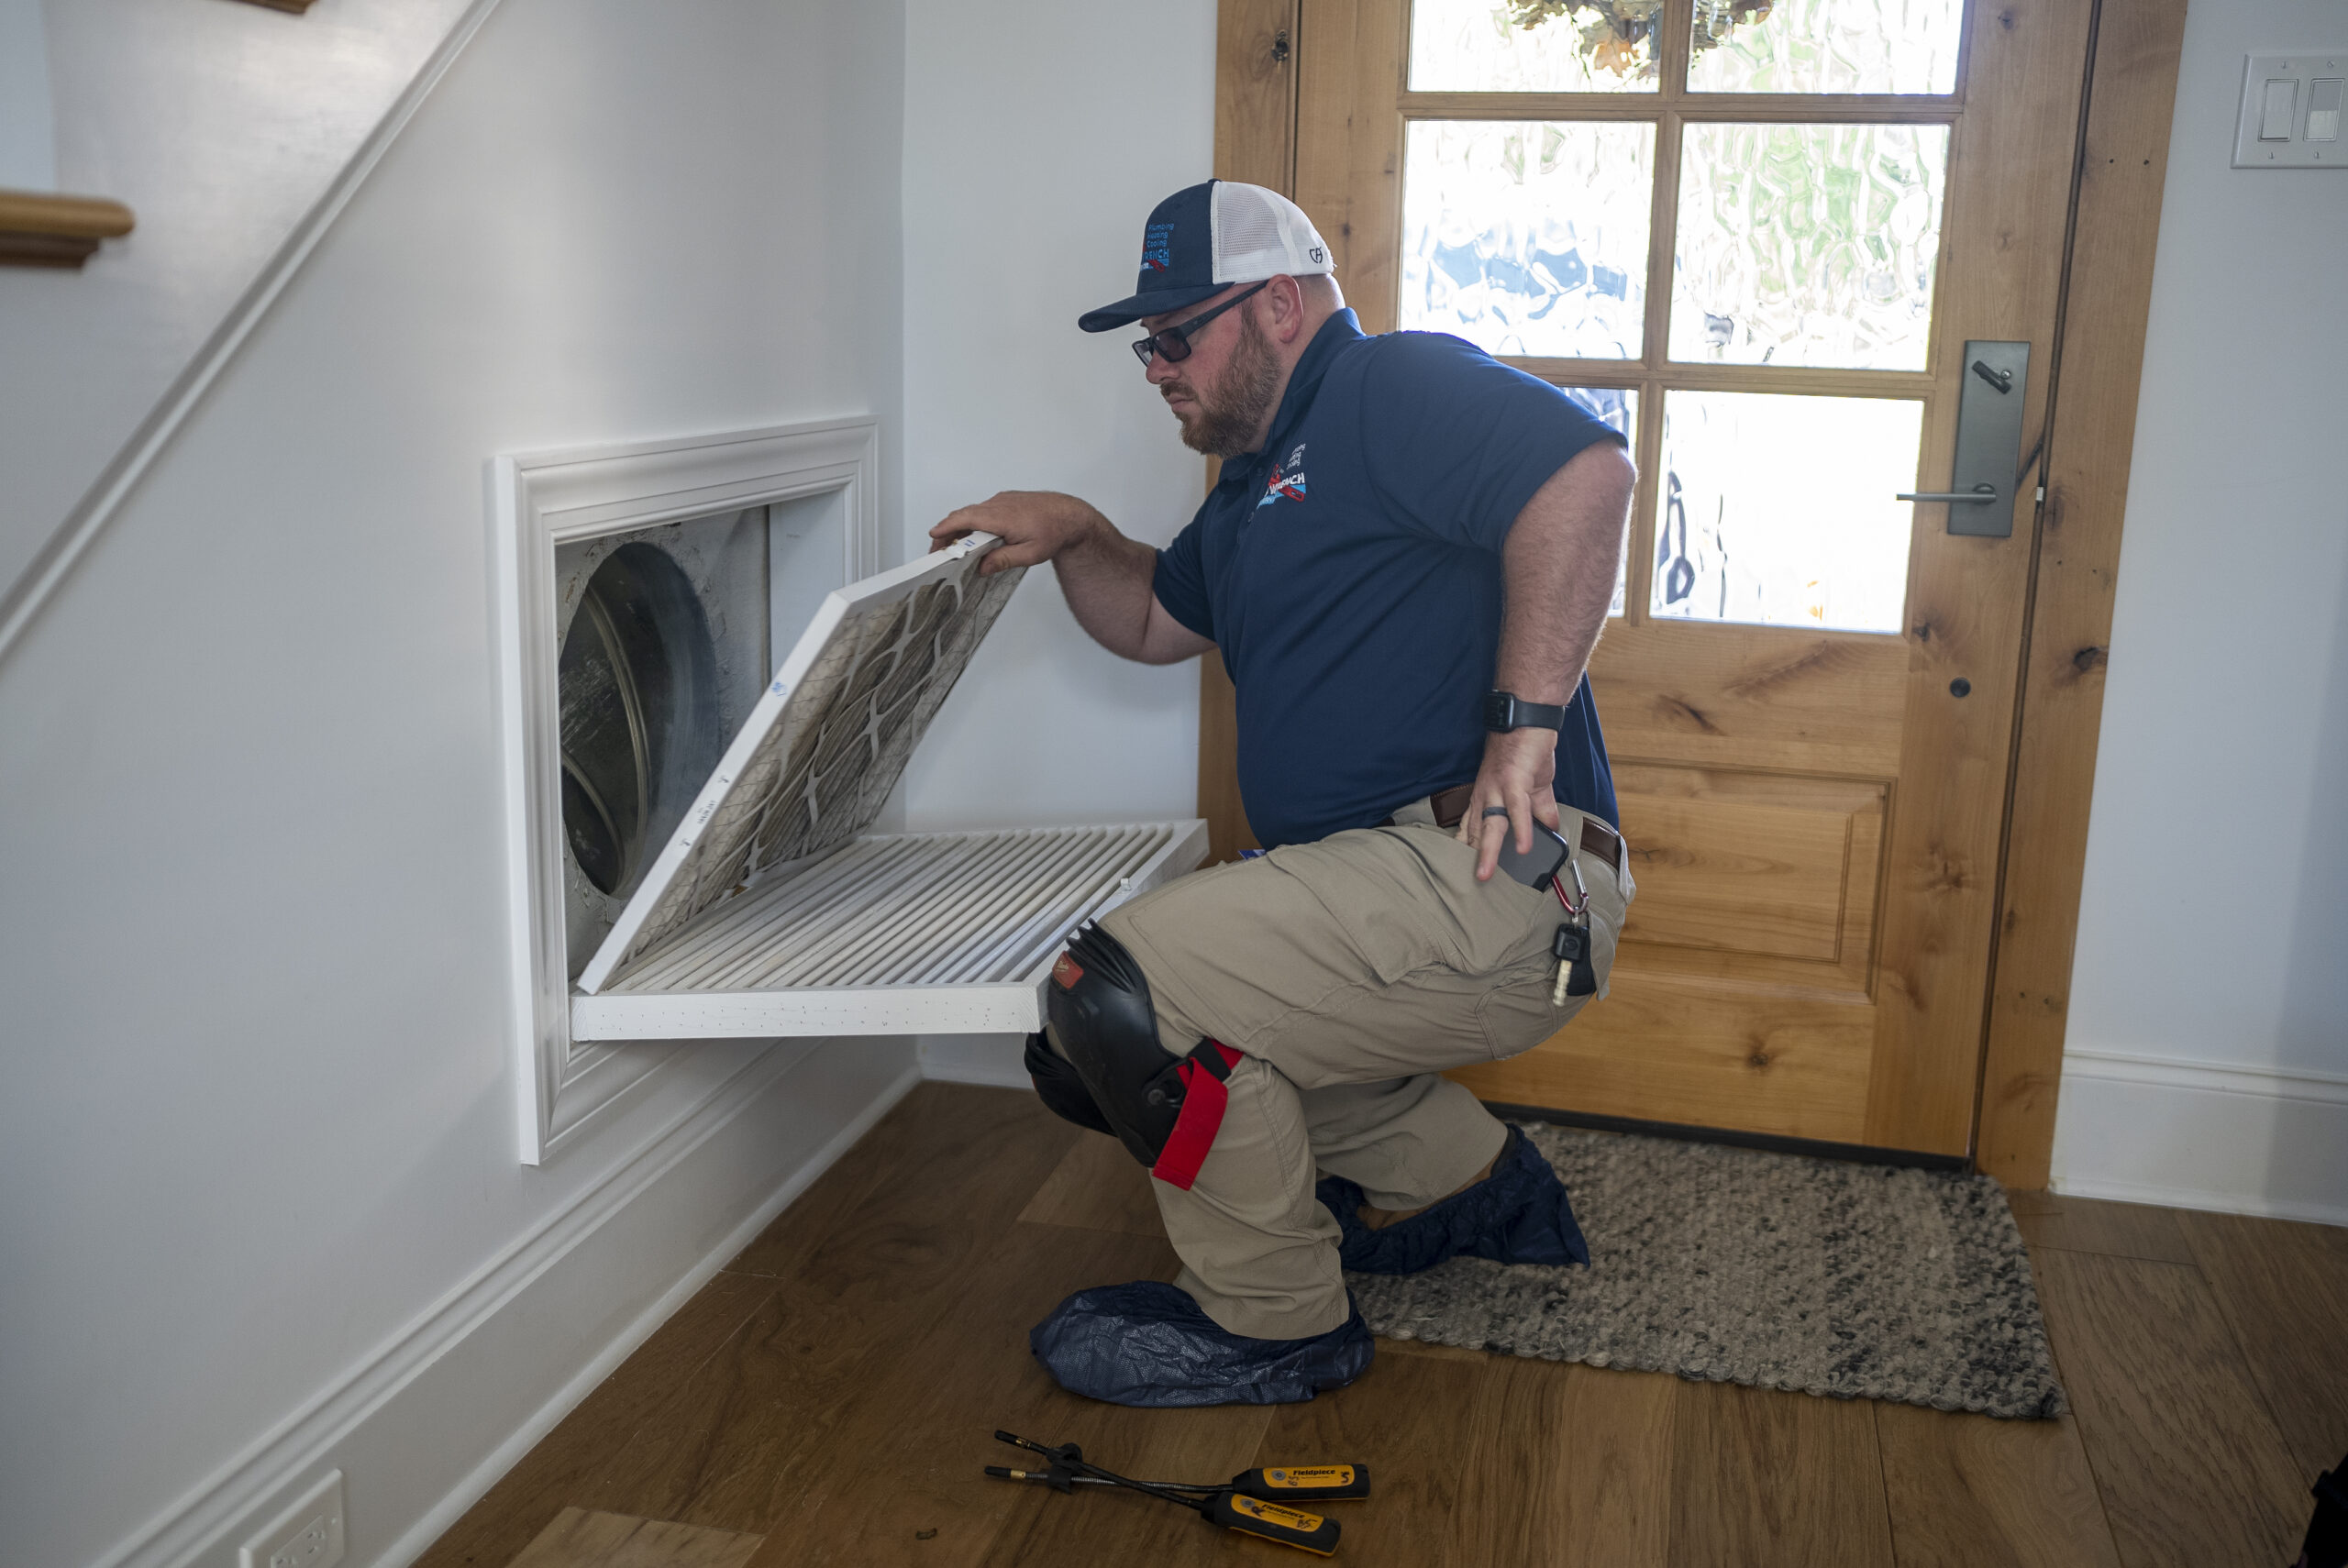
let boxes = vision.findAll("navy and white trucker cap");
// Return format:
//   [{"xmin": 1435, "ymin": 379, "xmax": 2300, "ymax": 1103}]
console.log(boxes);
[{"xmin": 1078, "ymin": 179, "xmax": 1335, "ymax": 333}]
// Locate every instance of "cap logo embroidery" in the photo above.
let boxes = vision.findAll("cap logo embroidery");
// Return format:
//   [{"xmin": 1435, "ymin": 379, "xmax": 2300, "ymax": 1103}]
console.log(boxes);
[{"xmin": 1140, "ymin": 221, "xmax": 1174, "ymax": 273}]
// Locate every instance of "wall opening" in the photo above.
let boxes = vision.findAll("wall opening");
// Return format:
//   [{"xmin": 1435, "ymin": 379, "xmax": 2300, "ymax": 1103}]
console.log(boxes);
[
  {"xmin": 552, "ymin": 507, "xmax": 768, "ymax": 978},
  {"xmin": 558, "ymin": 542, "xmax": 723, "ymax": 899},
  {"xmin": 494, "ymin": 417, "xmax": 881, "ymax": 1163}
]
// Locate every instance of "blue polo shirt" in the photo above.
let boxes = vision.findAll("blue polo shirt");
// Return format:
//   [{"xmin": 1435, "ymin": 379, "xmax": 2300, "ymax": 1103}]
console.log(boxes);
[{"xmin": 1153, "ymin": 310, "xmax": 1623, "ymax": 849}]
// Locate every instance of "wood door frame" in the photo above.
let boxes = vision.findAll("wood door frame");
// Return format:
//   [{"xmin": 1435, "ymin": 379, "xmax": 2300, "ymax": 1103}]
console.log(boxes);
[{"xmin": 1202, "ymin": 0, "xmax": 2187, "ymax": 1187}]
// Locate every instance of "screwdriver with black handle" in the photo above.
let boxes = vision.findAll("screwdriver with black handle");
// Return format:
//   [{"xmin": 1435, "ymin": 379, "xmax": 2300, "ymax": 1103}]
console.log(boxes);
[
  {"xmin": 1011, "ymin": 1463, "xmax": 1373, "ymax": 1504},
  {"xmin": 987, "ymin": 1430, "xmax": 1366, "ymax": 1554}
]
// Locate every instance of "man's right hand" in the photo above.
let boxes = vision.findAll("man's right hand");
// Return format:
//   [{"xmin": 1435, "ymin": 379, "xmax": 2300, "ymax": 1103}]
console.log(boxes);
[
  {"xmin": 930, "ymin": 491, "xmax": 1107, "ymax": 577},
  {"xmin": 927, "ymin": 491, "xmax": 1211, "ymax": 665}
]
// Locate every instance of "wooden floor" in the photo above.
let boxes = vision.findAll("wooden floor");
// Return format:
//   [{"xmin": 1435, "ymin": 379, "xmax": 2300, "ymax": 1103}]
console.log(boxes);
[{"xmin": 418, "ymin": 1084, "xmax": 2347, "ymax": 1568}]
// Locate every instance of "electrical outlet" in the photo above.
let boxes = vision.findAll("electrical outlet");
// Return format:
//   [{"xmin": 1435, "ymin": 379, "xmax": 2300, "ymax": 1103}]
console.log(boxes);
[{"xmin": 238, "ymin": 1470, "xmax": 346, "ymax": 1568}]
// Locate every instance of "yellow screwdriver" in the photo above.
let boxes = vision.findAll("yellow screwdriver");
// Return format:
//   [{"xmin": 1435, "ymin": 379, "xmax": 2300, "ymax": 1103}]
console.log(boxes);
[{"xmin": 988, "ymin": 1430, "xmax": 1367, "ymax": 1555}]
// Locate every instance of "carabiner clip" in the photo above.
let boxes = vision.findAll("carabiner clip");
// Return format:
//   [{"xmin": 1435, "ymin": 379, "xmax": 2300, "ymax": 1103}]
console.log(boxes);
[{"xmin": 1551, "ymin": 854, "xmax": 1589, "ymax": 919}]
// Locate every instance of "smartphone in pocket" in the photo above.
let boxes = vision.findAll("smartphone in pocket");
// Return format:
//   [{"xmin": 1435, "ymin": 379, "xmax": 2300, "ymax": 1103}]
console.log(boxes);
[{"xmin": 1492, "ymin": 821, "xmax": 1572, "ymax": 889}]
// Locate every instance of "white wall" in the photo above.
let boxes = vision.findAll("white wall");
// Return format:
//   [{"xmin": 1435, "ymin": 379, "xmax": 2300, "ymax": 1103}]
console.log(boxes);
[
  {"xmin": 0, "ymin": 3, "xmax": 916, "ymax": 1566},
  {"xmin": 898, "ymin": 0, "xmax": 1218, "ymax": 1086},
  {"xmin": 2054, "ymin": 0, "xmax": 2348, "ymax": 1223},
  {"xmin": 2, "ymin": 0, "xmax": 482, "ymax": 610},
  {"xmin": 0, "ymin": 0, "xmax": 56, "ymax": 190}
]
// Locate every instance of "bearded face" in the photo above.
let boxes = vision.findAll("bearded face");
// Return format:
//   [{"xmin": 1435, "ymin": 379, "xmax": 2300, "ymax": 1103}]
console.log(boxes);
[{"xmin": 1160, "ymin": 305, "xmax": 1284, "ymax": 459}]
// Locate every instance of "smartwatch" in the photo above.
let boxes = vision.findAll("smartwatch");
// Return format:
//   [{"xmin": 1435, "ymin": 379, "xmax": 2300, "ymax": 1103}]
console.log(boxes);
[{"xmin": 1483, "ymin": 690, "xmax": 1567, "ymax": 733}]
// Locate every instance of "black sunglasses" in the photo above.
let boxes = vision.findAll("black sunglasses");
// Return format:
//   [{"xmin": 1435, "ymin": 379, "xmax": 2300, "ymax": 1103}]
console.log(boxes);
[{"xmin": 1130, "ymin": 281, "xmax": 1270, "ymax": 366}]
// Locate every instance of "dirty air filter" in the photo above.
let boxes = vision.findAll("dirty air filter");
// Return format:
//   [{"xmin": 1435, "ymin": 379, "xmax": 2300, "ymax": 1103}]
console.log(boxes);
[{"xmin": 569, "ymin": 533, "xmax": 1207, "ymax": 1042}]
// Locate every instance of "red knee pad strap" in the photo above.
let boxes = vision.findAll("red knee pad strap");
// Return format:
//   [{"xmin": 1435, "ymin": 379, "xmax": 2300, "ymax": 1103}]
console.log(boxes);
[{"xmin": 1149, "ymin": 1042, "xmax": 1245, "ymax": 1190}]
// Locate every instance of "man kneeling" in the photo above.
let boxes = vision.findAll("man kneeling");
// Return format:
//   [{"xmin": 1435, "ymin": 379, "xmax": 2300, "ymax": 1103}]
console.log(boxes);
[{"xmin": 932, "ymin": 180, "xmax": 1636, "ymax": 1407}]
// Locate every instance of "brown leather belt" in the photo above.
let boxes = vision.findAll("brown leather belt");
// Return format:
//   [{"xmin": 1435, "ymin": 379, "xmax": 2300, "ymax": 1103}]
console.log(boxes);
[
  {"xmin": 1569, "ymin": 814, "xmax": 1626, "ymax": 877},
  {"xmin": 1384, "ymin": 784, "xmax": 1625, "ymax": 876},
  {"xmin": 1419, "ymin": 783, "xmax": 1478, "ymax": 831}
]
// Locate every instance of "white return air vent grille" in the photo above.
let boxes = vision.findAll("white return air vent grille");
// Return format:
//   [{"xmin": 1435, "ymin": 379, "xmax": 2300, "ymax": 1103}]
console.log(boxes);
[{"xmin": 572, "ymin": 821, "xmax": 1205, "ymax": 1040}]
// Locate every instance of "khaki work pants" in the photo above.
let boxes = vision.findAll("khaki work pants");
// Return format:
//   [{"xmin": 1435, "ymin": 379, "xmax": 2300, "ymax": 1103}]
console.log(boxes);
[{"xmin": 1092, "ymin": 801, "xmax": 1634, "ymax": 1340}]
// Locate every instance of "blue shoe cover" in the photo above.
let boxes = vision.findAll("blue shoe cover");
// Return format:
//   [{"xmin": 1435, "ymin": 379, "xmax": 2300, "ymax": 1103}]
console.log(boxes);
[
  {"xmin": 1029, "ymin": 1280, "xmax": 1374, "ymax": 1408},
  {"xmin": 1318, "ymin": 1125, "xmax": 1589, "ymax": 1275}
]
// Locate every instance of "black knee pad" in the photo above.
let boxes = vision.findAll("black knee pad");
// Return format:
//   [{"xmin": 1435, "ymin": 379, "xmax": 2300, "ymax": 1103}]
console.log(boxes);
[
  {"xmin": 1023, "ymin": 1030, "xmax": 1115, "ymax": 1138},
  {"xmin": 1047, "ymin": 924, "xmax": 1189, "ymax": 1167}
]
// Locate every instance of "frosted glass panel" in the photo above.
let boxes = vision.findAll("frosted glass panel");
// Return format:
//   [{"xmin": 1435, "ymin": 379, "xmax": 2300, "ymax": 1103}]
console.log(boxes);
[
  {"xmin": 1410, "ymin": 0, "xmax": 1659, "ymax": 91},
  {"xmin": 1653, "ymin": 392, "xmax": 1919, "ymax": 632},
  {"xmin": 1671, "ymin": 121, "xmax": 1947, "ymax": 370},
  {"xmin": 1556, "ymin": 386, "xmax": 1640, "ymax": 614},
  {"xmin": 1401, "ymin": 120, "xmax": 1656, "ymax": 359},
  {"xmin": 1687, "ymin": 0, "xmax": 1966, "ymax": 95}
]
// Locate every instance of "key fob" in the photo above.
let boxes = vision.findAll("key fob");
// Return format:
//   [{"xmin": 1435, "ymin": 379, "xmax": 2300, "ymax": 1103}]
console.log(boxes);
[
  {"xmin": 1553, "ymin": 922, "xmax": 1597, "ymax": 998},
  {"xmin": 1567, "ymin": 953, "xmax": 1598, "ymax": 997}
]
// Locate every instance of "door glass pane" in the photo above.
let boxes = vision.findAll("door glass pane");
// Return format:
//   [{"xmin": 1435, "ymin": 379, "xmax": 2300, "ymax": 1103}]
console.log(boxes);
[
  {"xmin": 1401, "ymin": 120, "xmax": 1656, "ymax": 359},
  {"xmin": 1653, "ymin": 391, "xmax": 1919, "ymax": 632},
  {"xmin": 1555, "ymin": 385, "xmax": 1639, "ymax": 613},
  {"xmin": 1686, "ymin": 0, "xmax": 1966, "ymax": 95},
  {"xmin": 1410, "ymin": 0, "xmax": 1659, "ymax": 92},
  {"xmin": 1670, "ymin": 121, "xmax": 1948, "ymax": 370}
]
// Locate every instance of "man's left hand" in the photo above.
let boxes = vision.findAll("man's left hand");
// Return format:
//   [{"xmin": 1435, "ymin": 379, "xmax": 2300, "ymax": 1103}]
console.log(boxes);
[{"xmin": 1460, "ymin": 727, "xmax": 1561, "ymax": 882}]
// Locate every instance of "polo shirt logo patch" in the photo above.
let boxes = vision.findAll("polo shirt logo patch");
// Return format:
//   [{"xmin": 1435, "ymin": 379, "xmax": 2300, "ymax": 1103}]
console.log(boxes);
[{"xmin": 1257, "ymin": 444, "xmax": 1308, "ymax": 508}]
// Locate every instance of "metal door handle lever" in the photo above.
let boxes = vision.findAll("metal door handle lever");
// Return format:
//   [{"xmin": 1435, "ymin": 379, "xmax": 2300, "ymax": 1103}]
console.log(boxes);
[
  {"xmin": 1907, "ymin": 341, "xmax": 2030, "ymax": 535},
  {"xmin": 1897, "ymin": 484, "xmax": 1999, "ymax": 503}
]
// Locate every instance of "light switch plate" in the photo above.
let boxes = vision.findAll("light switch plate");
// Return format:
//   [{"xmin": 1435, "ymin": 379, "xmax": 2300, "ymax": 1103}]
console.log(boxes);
[{"xmin": 2233, "ymin": 53, "xmax": 2347, "ymax": 166}]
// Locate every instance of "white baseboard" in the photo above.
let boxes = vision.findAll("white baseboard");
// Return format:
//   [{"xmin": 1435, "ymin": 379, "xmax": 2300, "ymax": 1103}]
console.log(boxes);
[
  {"xmin": 2048, "ymin": 1171, "xmax": 2348, "ymax": 1227},
  {"xmin": 2052, "ymin": 1048, "xmax": 2348, "ymax": 1229},
  {"xmin": 94, "ymin": 1037, "xmax": 919, "ymax": 1568},
  {"xmin": 377, "ymin": 1048, "xmax": 921, "ymax": 1568},
  {"xmin": 915, "ymin": 1032, "xmax": 1031, "ymax": 1088}
]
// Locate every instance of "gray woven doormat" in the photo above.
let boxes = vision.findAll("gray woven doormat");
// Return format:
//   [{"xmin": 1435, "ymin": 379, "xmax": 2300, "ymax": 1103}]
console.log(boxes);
[{"xmin": 1348, "ymin": 1123, "xmax": 2066, "ymax": 1419}]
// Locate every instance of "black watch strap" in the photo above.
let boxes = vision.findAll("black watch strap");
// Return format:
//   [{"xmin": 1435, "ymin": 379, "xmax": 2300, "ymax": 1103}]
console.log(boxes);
[{"xmin": 1484, "ymin": 690, "xmax": 1567, "ymax": 733}]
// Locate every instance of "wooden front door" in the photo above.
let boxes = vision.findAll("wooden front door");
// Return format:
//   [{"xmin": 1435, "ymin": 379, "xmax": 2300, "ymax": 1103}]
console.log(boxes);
[{"xmin": 1280, "ymin": 0, "xmax": 2095, "ymax": 1155}]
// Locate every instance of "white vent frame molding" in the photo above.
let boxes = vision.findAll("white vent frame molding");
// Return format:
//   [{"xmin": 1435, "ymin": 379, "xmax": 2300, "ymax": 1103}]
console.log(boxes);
[{"xmin": 492, "ymin": 419, "xmax": 881, "ymax": 1165}]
